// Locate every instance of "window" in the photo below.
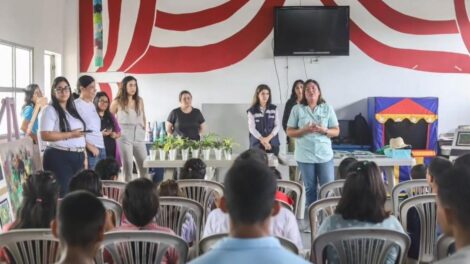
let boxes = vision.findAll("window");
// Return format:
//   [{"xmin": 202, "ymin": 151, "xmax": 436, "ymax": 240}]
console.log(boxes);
[
  {"xmin": 44, "ymin": 51, "xmax": 62, "ymax": 100},
  {"xmin": 0, "ymin": 40, "xmax": 33, "ymax": 136}
]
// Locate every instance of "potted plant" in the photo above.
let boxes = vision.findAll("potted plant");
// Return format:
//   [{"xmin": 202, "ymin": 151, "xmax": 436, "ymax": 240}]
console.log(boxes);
[
  {"xmin": 149, "ymin": 140, "xmax": 160, "ymax": 160},
  {"xmin": 189, "ymin": 140, "xmax": 201, "ymax": 158},
  {"xmin": 213, "ymin": 137, "xmax": 224, "ymax": 160},
  {"xmin": 222, "ymin": 137, "xmax": 237, "ymax": 160},
  {"xmin": 201, "ymin": 134, "xmax": 216, "ymax": 160},
  {"xmin": 175, "ymin": 137, "xmax": 191, "ymax": 160},
  {"xmin": 164, "ymin": 136, "xmax": 178, "ymax": 160},
  {"xmin": 153, "ymin": 138, "xmax": 166, "ymax": 161}
]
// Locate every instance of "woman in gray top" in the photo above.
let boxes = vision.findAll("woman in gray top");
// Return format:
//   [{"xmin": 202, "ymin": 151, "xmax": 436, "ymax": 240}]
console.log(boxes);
[{"xmin": 110, "ymin": 76, "xmax": 147, "ymax": 181}]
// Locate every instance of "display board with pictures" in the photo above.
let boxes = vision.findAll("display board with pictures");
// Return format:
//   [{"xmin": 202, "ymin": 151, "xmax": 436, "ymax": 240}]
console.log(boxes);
[{"xmin": 0, "ymin": 137, "xmax": 41, "ymax": 229}]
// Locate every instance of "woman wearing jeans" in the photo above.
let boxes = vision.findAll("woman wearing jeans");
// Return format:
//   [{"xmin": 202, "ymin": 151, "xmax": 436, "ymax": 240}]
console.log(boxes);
[{"xmin": 287, "ymin": 79, "xmax": 339, "ymax": 206}]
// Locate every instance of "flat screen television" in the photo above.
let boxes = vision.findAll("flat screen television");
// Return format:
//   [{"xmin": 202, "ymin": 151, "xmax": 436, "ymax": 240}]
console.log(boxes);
[{"xmin": 274, "ymin": 6, "xmax": 350, "ymax": 56}]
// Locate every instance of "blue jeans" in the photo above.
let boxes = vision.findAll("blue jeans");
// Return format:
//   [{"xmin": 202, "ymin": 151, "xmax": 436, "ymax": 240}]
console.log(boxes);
[
  {"xmin": 88, "ymin": 147, "xmax": 106, "ymax": 170},
  {"xmin": 298, "ymin": 159, "xmax": 334, "ymax": 206},
  {"xmin": 43, "ymin": 147, "xmax": 85, "ymax": 197}
]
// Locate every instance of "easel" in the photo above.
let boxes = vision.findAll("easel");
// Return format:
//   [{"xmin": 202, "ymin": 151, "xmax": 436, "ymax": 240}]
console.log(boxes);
[{"xmin": 0, "ymin": 98, "xmax": 19, "ymax": 142}]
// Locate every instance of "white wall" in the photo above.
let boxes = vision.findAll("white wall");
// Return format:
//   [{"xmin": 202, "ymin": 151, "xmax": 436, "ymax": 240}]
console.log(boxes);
[
  {"xmin": 0, "ymin": 0, "xmax": 67, "ymax": 90},
  {"xmin": 62, "ymin": 0, "xmax": 470, "ymax": 137}
]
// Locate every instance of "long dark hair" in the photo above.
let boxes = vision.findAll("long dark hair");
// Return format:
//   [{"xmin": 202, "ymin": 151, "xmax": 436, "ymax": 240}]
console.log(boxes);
[
  {"xmin": 335, "ymin": 161, "xmax": 389, "ymax": 223},
  {"xmin": 289, "ymin": 80, "xmax": 304, "ymax": 101},
  {"xmin": 22, "ymin": 84, "xmax": 40, "ymax": 111},
  {"xmin": 11, "ymin": 171, "xmax": 59, "ymax": 229},
  {"xmin": 50, "ymin": 77, "xmax": 86, "ymax": 132},
  {"xmin": 115, "ymin": 76, "xmax": 141, "ymax": 115},
  {"xmin": 251, "ymin": 84, "xmax": 272, "ymax": 108},
  {"xmin": 94, "ymin": 91, "xmax": 112, "ymax": 118},
  {"xmin": 300, "ymin": 79, "xmax": 326, "ymax": 106}
]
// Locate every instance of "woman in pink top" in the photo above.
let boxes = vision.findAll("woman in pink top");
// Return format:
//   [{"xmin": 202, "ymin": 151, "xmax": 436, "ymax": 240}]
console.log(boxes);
[{"xmin": 113, "ymin": 178, "xmax": 178, "ymax": 264}]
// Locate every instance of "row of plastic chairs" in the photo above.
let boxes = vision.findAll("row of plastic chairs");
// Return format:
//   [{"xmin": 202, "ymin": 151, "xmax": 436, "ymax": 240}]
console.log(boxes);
[
  {"xmin": 102, "ymin": 179, "xmax": 304, "ymax": 218},
  {"xmin": 0, "ymin": 228, "xmax": 454, "ymax": 264},
  {"xmin": 0, "ymin": 229, "xmax": 188, "ymax": 264},
  {"xmin": 308, "ymin": 179, "xmax": 453, "ymax": 263}
]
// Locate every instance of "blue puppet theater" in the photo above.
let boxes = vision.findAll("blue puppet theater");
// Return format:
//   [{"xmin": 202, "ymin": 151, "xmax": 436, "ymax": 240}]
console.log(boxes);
[{"xmin": 368, "ymin": 97, "xmax": 438, "ymax": 182}]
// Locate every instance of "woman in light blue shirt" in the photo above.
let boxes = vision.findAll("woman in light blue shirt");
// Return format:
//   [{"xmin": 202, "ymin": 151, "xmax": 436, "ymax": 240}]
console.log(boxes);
[
  {"xmin": 287, "ymin": 79, "xmax": 339, "ymax": 205},
  {"xmin": 316, "ymin": 161, "xmax": 405, "ymax": 264},
  {"xmin": 20, "ymin": 84, "xmax": 46, "ymax": 144}
]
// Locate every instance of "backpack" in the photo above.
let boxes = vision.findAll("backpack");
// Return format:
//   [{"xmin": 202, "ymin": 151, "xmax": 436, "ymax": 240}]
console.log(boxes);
[{"xmin": 351, "ymin": 113, "xmax": 372, "ymax": 145}]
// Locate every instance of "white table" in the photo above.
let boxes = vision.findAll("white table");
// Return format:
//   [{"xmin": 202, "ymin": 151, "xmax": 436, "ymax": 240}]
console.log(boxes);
[
  {"xmin": 278, "ymin": 153, "xmax": 416, "ymax": 219},
  {"xmin": 144, "ymin": 154, "xmax": 279, "ymax": 180}
]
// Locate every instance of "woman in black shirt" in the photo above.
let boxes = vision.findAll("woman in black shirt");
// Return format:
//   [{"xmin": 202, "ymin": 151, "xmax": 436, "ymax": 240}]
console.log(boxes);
[
  {"xmin": 166, "ymin": 90, "xmax": 205, "ymax": 140},
  {"xmin": 94, "ymin": 92, "xmax": 121, "ymax": 161},
  {"xmin": 282, "ymin": 80, "xmax": 304, "ymax": 180}
]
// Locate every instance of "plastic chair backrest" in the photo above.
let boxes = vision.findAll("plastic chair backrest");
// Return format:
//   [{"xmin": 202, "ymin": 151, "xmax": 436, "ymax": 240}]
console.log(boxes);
[
  {"xmin": 99, "ymin": 197, "xmax": 123, "ymax": 226},
  {"xmin": 392, "ymin": 179, "xmax": 431, "ymax": 216},
  {"xmin": 435, "ymin": 234, "xmax": 455, "ymax": 260},
  {"xmin": 312, "ymin": 228, "xmax": 410, "ymax": 264},
  {"xmin": 97, "ymin": 231, "xmax": 188, "ymax": 264},
  {"xmin": 277, "ymin": 180, "xmax": 303, "ymax": 216},
  {"xmin": 101, "ymin": 180, "xmax": 127, "ymax": 203},
  {"xmin": 319, "ymin": 180, "xmax": 346, "ymax": 199},
  {"xmin": 399, "ymin": 194, "xmax": 437, "ymax": 263},
  {"xmin": 177, "ymin": 179, "xmax": 224, "ymax": 222},
  {"xmin": 308, "ymin": 197, "xmax": 341, "ymax": 238},
  {"xmin": 157, "ymin": 197, "xmax": 204, "ymax": 253},
  {"xmin": 0, "ymin": 229, "xmax": 60, "ymax": 263}
]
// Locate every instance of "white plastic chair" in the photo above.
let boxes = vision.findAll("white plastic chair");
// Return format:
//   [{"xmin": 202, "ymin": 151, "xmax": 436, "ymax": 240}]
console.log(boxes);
[
  {"xmin": 96, "ymin": 231, "xmax": 188, "ymax": 264},
  {"xmin": 0, "ymin": 229, "xmax": 60, "ymax": 263},
  {"xmin": 312, "ymin": 228, "xmax": 410, "ymax": 264},
  {"xmin": 308, "ymin": 197, "xmax": 341, "ymax": 238},
  {"xmin": 157, "ymin": 197, "xmax": 204, "ymax": 254},
  {"xmin": 399, "ymin": 194, "xmax": 437, "ymax": 263},
  {"xmin": 318, "ymin": 179, "xmax": 346, "ymax": 199},
  {"xmin": 435, "ymin": 234, "xmax": 455, "ymax": 260},
  {"xmin": 277, "ymin": 180, "xmax": 303, "ymax": 217},
  {"xmin": 176, "ymin": 179, "xmax": 224, "ymax": 223},
  {"xmin": 199, "ymin": 233, "xmax": 300, "ymax": 255},
  {"xmin": 99, "ymin": 197, "xmax": 123, "ymax": 226},
  {"xmin": 101, "ymin": 180, "xmax": 127, "ymax": 203},
  {"xmin": 392, "ymin": 179, "xmax": 431, "ymax": 216}
]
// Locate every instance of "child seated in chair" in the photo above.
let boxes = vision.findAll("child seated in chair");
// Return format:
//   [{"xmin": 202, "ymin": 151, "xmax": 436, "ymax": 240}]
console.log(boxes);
[
  {"xmin": 434, "ymin": 155, "xmax": 470, "ymax": 263},
  {"xmin": 158, "ymin": 179, "xmax": 198, "ymax": 246},
  {"xmin": 203, "ymin": 149, "xmax": 303, "ymax": 250},
  {"xmin": 68, "ymin": 169, "xmax": 115, "ymax": 231},
  {"xmin": 52, "ymin": 191, "xmax": 106, "ymax": 264},
  {"xmin": 114, "ymin": 178, "xmax": 178, "ymax": 264},
  {"xmin": 95, "ymin": 158, "xmax": 120, "ymax": 181},
  {"xmin": 317, "ymin": 161, "xmax": 405, "ymax": 264},
  {"xmin": 0, "ymin": 171, "xmax": 59, "ymax": 263}
]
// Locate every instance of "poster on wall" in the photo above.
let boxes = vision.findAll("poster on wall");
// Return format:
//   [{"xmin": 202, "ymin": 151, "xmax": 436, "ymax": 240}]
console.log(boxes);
[
  {"xmin": 0, "ymin": 137, "xmax": 40, "ymax": 217},
  {"xmin": 0, "ymin": 196, "xmax": 12, "ymax": 229}
]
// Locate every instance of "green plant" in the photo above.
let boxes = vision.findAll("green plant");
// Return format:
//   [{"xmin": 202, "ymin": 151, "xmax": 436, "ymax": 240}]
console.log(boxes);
[
  {"xmin": 163, "ymin": 135, "xmax": 177, "ymax": 152},
  {"xmin": 201, "ymin": 133, "xmax": 217, "ymax": 149},
  {"xmin": 152, "ymin": 137, "xmax": 165, "ymax": 149},
  {"xmin": 174, "ymin": 136, "xmax": 188, "ymax": 149},
  {"xmin": 222, "ymin": 137, "xmax": 238, "ymax": 151},
  {"xmin": 188, "ymin": 139, "xmax": 201, "ymax": 150}
]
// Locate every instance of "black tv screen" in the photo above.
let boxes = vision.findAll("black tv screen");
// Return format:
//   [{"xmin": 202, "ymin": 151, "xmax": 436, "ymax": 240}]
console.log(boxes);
[{"xmin": 274, "ymin": 6, "xmax": 350, "ymax": 56}]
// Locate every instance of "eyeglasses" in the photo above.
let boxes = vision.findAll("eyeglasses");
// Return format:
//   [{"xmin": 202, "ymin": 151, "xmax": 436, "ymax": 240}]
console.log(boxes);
[
  {"xmin": 98, "ymin": 99, "xmax": 109, "ymax": 104},
  {"xmin": 54, "ymin": 87, "xmax": 70, "ymax": 94}
]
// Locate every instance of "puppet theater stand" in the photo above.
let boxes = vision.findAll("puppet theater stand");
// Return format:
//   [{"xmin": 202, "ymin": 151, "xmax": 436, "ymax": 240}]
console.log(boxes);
[{"xmin": 368, "ymin": 97, "xmax": 438, "ymax": 182}]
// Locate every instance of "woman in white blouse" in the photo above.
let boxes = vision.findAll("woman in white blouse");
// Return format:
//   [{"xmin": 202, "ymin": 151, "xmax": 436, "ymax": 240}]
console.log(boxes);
[{"xmin": 40, "ymin": 77, "xmax": 87, "ymax": 196}]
